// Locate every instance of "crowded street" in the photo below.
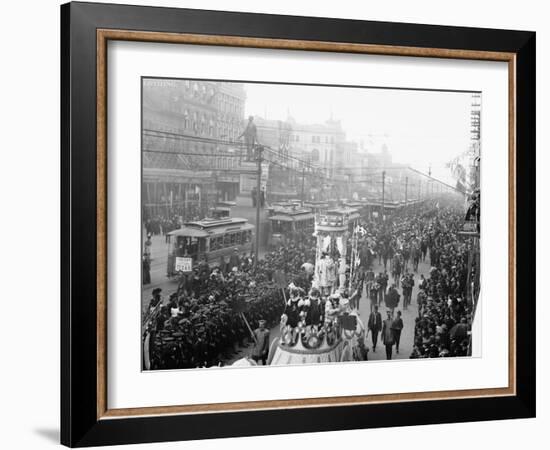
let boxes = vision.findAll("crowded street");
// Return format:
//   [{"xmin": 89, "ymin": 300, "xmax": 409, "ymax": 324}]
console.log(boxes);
[
  {"xmin": 140, "ymin": 79, "xmax": 480, "ymax": 371},
  {"xmin": 142, "ymin": 198, "xmax": 479, "ymax": 369}
]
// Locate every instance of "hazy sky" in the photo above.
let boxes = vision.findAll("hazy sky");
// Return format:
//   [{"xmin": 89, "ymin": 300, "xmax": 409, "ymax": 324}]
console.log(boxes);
[{"xmin": 243, "ymin": 83, "xmax": 476, "ymax": 184}]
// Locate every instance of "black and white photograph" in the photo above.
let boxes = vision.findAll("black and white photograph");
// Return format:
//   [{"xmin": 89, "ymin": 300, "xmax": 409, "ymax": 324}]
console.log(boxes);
[{"xmin": 141, "ymin": 78, "xmax": 481, "ymax": 370}]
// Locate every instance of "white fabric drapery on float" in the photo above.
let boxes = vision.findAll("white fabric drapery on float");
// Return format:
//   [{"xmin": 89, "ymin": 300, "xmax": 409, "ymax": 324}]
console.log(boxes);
[
  {"xmin": 336, "ymin": 236, "xmax": 344, "ymax": 255},
  {"xmin": 322, "ymin": 235, "xmax": 331, "ymax": 252}
]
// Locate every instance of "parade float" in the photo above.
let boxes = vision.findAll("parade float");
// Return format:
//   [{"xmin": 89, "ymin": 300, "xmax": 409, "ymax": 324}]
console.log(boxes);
[{"xmin": 265, "ymin": 210, "xmax": 368, "ymax": 366}]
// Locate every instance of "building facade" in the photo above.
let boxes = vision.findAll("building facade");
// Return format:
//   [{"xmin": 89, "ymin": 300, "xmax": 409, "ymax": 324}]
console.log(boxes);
[
  {"xmin": 287, "ymin": 117, "xmax": 346, "ymax": 171},
  {"xmin": 142, "ymin": 79, "xmax": 247, "ymax": 220}
]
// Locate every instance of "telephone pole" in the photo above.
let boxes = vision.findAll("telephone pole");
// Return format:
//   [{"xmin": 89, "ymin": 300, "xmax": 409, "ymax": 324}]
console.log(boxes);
[
  {"xmin": 417, "ymin": 179, "xmax": 421, "ymax": 213},
  {"xmin": 428, "ymin": 165, "xmax": 433, "ymax": 199},
  {"xmin": 254, "ymin": 145, "xmax": 263, "ymax": 269},
  {"xmin": 300, "ymin": 166, "xmax": 306, "ymax": 205},
  {"xmin": 381, "ymin": 170, "xmax": 386, "ymax": 223}
]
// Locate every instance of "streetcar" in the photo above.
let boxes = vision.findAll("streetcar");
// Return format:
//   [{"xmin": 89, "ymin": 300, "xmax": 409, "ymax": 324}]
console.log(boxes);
[
  {"xmin": 303, "ymin": 200, "xmax": 329, "ymax": 215},
  {"xmin": 325, "ymin": 206, "xmax": 361, "ymax": 231},
  {"xmin": 267, "ymin": 201, "xmax": 302, "ymax": 217},
  {"xmin": 166, "ymin": 217, "xmax": 254, "ymax": 277},
  {"xmin": 342, "ymin": 200, "xmax": 368, "ymax": 220},
  {"xmin": 267, "ymin": 205, "xmax": 315, "ymax": 248},
  {"xmin": 208, "ymin": 200, "xmax": 236, "ymax": 220}
]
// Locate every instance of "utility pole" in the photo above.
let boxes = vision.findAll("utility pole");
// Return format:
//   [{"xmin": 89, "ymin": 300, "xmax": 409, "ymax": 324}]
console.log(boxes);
[
  {"xmin": 300, "ymin": 166, "xmax": 306, "ymax": 205},
  {"xmin": 254, "ymin": 145, "xmax": 263, "ymax": 269},
  {"xmin": 381, "ymin": 170, "xmax": 386, "ymax": 224},
  {"xmin": 428, "ymin": 165, "xmax": 433, "ymax": 199}
]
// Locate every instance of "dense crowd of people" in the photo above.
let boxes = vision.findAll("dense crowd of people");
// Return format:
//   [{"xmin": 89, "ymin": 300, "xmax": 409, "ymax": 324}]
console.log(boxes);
[
  {"xmin": 143, "ymin": 198, "xmax": 477, "ymax": 369},
  {"xmin": 144, "ymin": 203, "xmax": 208, "ymax": 238},
  {"xmin": 144, "ymin": 241, "xmax": 315, "ymax": 369},
  {"xmin": 410, "ymin": 208, "xmax": 475, "ymax": 358},
  {"xmin": 144, "ymin": 215, "xmax": 181, "ymax": 238},
  {"xmin": 356, "ymin": 202, "xmax": 475, "ymax": 359}
]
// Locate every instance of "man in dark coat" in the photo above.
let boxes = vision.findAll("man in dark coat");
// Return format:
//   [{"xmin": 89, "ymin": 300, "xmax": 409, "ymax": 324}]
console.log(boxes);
[
  {"xmin": 367, "ymin": 304, "xmax": 382, "ymax": 352},
  {"xmin": 391, "ymin": 310, "xmax": 404, "ymax": 354},
  {"xmin": 450, "ymin": 317, "xmax": 469, "ymax": 341},
  {"xmin": 251, "ymin": 319, "xmax": 270, "ymax": 365},
  {"xmin": 381, "ymin": 310, "xmax": 395, "ymax": 360},
  {"xmin": 228, "ymin": 248, "xmax": 241, "ymax": 272},
  {"xmin": 260, "ymin": 188, "xmax": 266, "ymax": 208},
  {"xmin": 148, "ymin": 288, "xmax": 162, "ymax": 310},
  {"xmin": 142, "ymin": 253, "xmax": 151, "ymax": 285},
  {"xmin": 376, "ymin": 272, "xmax": 387, "ymax": 305},
  {"xmin": 251, "ymin": 187, "xmax": 257, "ymax": 207},
  {"xmin": 385, "ymin": 284, "xmax": 400, "ymax": 316}
]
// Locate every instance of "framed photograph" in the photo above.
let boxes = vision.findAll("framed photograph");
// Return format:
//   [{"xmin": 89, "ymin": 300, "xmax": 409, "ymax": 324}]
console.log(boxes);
[{"xmin": 61, "ymin": 1, "xmax": 536, "ymax": 447}]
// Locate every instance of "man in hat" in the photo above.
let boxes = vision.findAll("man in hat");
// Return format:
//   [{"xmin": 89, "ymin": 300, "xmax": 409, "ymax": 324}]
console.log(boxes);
[
  {"xmin": 391, "ymin": 310, "xmax": 404, "ymax": 354},
  {"xmin": 251, "ymin": 319, "xmax": 270, "ymax": 365},
  {"xmin": 376, "ymin": 271, "xmax": 388, "ymax": 305},
  {"xmin": 381, "ymin": 310, "xmax": 395, "ymax": 360},
  {"xmin": 229, "ymin": 248, "xmax": 240, "ymax": 272},
  {"xmin": 260, "ymin": 187, "xmax": 266, "ymax": 208},
  {"xmin": 369, "ymin": 279, "xmax": 380, "ymax": 312},
  {"xmin": 148, "ymin": 288, "xmax": 162, "ymax": 310},
  {"xmin": 385, "ymin": 283, "xmax": 400, "ymax": 316},
  {"xmin": 251, "ymin": 186, "xmax": 257, "ymax": 207},
  {"xmin": 367, "ymin": 304, "xmax": 382, "ymax": 352},
  {"xmin": 142, "ymin": 253, "xmax": 151, "ymax": 285}
]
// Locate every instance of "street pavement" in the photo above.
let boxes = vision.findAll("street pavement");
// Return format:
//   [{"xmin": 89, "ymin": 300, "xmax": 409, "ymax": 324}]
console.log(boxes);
[{"xmin": 358, "ymin": 258, "xmax": 431, "ymax": 361}]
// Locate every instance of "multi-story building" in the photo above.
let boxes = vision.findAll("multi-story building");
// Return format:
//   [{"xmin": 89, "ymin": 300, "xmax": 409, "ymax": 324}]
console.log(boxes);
[
  {"xmin": 288, "ymin": 117, "xmax": 346, "ymax": 170},
  {"xmin": 141, "ymin": 79, "xmax": 246, "ymax": 219}
]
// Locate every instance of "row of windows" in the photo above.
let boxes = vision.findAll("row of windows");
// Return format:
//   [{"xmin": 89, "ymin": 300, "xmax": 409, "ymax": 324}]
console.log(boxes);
[
  {"xmin": 271, "ymin": 219, "xmax": 314, "ymax": 234},
  {"xmin": 218, "ymin": 93, "xmax": 244, "ymax": 117},
  {"xmin": 149, "ymin": 111, "xmax": 242, "ymax": 139},
  {"xmin": 291, "ymin": 134, "xmax": 335, "ymax": 144},
  {"xmin": 182, "ymin": 80, "xmax": 216, "ymax": 99},
  {"xmin": 212, "ymin": 157, "xmax": 239, "ymax": 169},
  {"xmin": 209, "ymin": 230, "xmax": 253, "ymax": 251}
]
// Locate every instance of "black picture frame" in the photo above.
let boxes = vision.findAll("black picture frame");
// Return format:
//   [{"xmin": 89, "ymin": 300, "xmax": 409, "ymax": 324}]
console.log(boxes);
[{"xmin": 61, "ymin": 1, "xmax": 535, "ymax": 447}]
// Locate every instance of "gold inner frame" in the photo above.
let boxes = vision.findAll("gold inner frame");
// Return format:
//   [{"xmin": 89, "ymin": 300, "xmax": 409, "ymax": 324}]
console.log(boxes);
[{"xmin": 96, "ymin": 29, "xmax": 517, "ymax": 420}]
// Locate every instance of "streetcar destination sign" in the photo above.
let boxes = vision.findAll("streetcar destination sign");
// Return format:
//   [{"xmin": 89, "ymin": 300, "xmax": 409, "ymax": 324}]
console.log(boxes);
[{"xmin": 175, "ymin": 257, "xmax": 193, "ymax": 272}]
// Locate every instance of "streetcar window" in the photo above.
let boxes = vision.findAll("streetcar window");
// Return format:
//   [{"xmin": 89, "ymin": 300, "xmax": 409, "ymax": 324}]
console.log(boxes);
[
  {"xmin": 235, "ymin": 232, "xmax": 242, "ymax": 245},
  {"xmin": 188, "ymin": 238, "xmax": 198, "ymax": 255},
  {"xmin": 229, "ymin": 233, "xmax": 236, "ymax": 245},
  {"xmin": 223, "ymin": 234, "xmax": 231, "ymax": 246},
  {"xmin": 209, "ymin": 237, "xmax": 217, "ymax": 251}
]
